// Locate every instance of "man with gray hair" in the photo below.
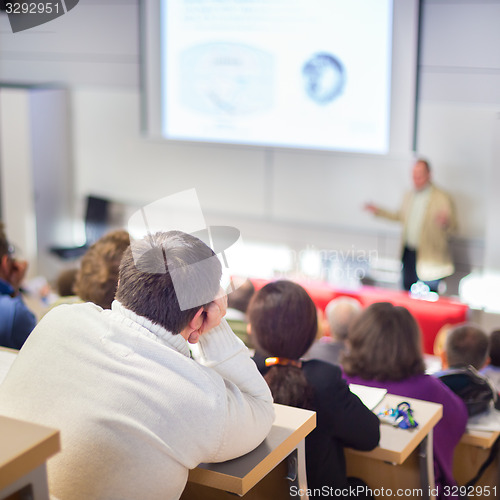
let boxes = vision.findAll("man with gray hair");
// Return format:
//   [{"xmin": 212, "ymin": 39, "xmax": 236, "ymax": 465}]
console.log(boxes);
[{"xmin": 304, "ymin": 296, "xmax": 362, "ymax": 365}]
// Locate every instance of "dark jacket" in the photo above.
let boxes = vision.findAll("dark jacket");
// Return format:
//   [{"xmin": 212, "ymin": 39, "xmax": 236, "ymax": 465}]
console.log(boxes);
[
  {"xmin": 253, "ymin": 353, "xmax": 380, "ymax": 492},
  {"xmin": 0, "ymin": 279, "xmax": 36, "ymax": 349}
]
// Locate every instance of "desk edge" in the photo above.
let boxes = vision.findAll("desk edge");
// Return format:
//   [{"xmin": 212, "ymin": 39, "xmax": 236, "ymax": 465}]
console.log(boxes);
[
  {"xmin": 346, "ymin": 397, "xmax": 443, "ymax": 465},
  {"xmin": 0, "ymin": 428, "xmax": 60, "ymax": 491},
  {"xmin": 188, "ymin": 410, "xmax": 316, "ymax": 495}
]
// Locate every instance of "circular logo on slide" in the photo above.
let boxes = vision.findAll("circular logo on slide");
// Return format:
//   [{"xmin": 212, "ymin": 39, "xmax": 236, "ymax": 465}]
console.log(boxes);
[{"xmin": 302, "ymin": 53, "xmax": 346, "ymax": 105}]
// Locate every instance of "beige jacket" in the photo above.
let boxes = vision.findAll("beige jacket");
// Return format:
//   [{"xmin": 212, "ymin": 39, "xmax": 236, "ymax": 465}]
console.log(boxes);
[{"xmin": 375, "ymin": 185, "xmax": 457, "ymax": 281}]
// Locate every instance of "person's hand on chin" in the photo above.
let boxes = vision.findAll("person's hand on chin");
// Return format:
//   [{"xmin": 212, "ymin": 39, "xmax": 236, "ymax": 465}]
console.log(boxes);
[{"xmin": 184, "ymin": 293, "xmax": 228, "ymax": 344}]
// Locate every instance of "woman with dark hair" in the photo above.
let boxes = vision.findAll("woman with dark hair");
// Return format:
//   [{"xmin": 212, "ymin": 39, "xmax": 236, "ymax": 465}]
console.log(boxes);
[
  {"xmin": 249, "ymin": 280, "xmax": 380, "ymax": 495},
  {"xmin": 342, "ymin": 302, "xmax": 467, "ymax": 500}
]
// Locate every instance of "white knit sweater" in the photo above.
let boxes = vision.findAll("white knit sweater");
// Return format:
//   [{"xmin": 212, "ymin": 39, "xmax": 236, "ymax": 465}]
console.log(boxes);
[{"xmin": 0, "ymin": 301, "xmax": 274, "ymax": 500}]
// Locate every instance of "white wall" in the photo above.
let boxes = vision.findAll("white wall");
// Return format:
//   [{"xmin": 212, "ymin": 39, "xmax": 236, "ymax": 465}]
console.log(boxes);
[
  {"xmin": 0, "ymin": 89, "xmax": 37, "ymax": 268},
  {"xmin": 73, "ymin": 87, "xmax": 409, "ymax": 229},
  {"xmin": 0, "ymin": 87, "xmax": 75, "ymax": 279},
  {"xmin": 1, "ymin": 0, "xmax": 499, "ymax": 288},
  {"xmin": 417, "ymin": 0, "xmax": 500, "ymax": 243}
]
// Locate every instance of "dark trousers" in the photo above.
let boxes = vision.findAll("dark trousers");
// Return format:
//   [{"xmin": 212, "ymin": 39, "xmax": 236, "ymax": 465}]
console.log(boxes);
[{"xmin": 402, "ymin": 246, "xmax": 440, "ymax": 293}]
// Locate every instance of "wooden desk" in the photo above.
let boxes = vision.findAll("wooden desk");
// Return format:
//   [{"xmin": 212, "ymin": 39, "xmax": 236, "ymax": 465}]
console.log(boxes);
[
  {"xmin": 0, "ymin": 416, "xmax": 60, "ymax": 500},
  {"xmin": 454, "ymin": 429, "xmax": 500, "ymax": 489},
  {"xmin": 182, "ymin": 403, "xmax": 316, "ymax": 499},
  {"xmin": 345, "ymin": 394, "xmax": 443, "ymax": 500}
]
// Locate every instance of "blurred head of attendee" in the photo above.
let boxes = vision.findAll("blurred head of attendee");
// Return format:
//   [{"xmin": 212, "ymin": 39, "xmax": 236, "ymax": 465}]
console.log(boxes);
[
  {"xmin": 442, "ymin": 323, "xmax": 489, "ymax": 371},
  {"xmin": 227, "ymin": 278, "xmax": 255, "ymax": 315},
  {"xmin": 488, "ymin": 330, "xmax": 500, "ymax": 368},
  {"xmin": 342, "ymin": 302, "xmax": 426, "ymax": 381},
  {"xmin": 324, "ymin": 296, "xmax": 362, "ymax": 341},
  {"xmin": 56, "ymin": 268, "xmax": 78, "ymax": 297},
  {"xmin": 0, "ymin": 222, "xmax": 10, "ymax": 264},
  {"xmin": 74, "ymin": 229, "xmax": 130, "ymax": 309},
  {"xmin": 0, "ymin": 222, "xmax": 29, "ymax": 294},
  {"xmin": 412, "ymin": 158, "xmax": 432, "ymax": 191},
  {"xmin": 304, "ymin": 296, "xmax": 362, "ymax": 366},
  {"xmin": 247, "ymin": 280, "xmax": 317, "ymax": 408}
]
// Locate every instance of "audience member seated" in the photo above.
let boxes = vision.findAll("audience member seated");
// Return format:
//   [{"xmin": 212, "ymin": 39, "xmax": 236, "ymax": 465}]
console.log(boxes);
[
  {"xmin": 0, "ymin": 222, "xmax": 36, "ymax": 349},
  {"xmin": 73, "ymin": 229, "xmax": 131, "ymax": 309},
  {"xmin": 342, "ymin": 302, "xmax": 467, "ymax": 499},
  {"xmin": 0, "ymin": 230, "xmax": 274, "ymax": 500},
  {"xmin": 225, "ymin": 277, "xmax": 255, "ymax": 347},
  {"xmin": 434, "ymin": 323, "xmax": 498, "ymax": 415},
  {"xmin": 482, "ymin": 329, "xmax": 500, "ymax": 394},
  {"xmin": 304, "ymin": 296, "xmax": 362, "ymax": 365},
  {"xmin": 437, "ymin": 323, "xmax": 489, "ymax": 373},
  {"xmin": 249, "ymin": 280, "xmax": 380, "ymax": 496},
  {"xmin": 45, "ymin": 268, "xmax": 83, "ymax": 311},
  {"xmin": 57, "ymin": 268, "xmax": 79, "ymax": 297}
]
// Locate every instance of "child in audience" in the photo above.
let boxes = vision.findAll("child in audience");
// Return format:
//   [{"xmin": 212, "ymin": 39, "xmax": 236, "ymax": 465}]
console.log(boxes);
[
  {"xmin": 0, "ymin": 230, "xmax": 274, "ymax": 500},
  {"xmin": 342, "ymin": 302, "xmax": 467, "ymax": 500},
  {"xmin": 44, "ymin": 268, "xmax": 82, "ymax": 311},
  {"xmin": 225, "ymin": 277, "xmax": 255, "ymax": 347},
  {"xmin": 423, "ymin": 323, "xmax": 454, "ymax": 374},
  {"xmin": 433, "ymin": 323, "xmax": 497, "ymax": 414},
  {"xmin": 56, "ymin": 268, "xmax": 78, "ymax": 297},
  {"xmin": 437, "ymin": 323, "xmax": 489, "ymax": 372},
  {"xmin": 249, "ymin": 280, "xmax": 380, "ymax": 496}
]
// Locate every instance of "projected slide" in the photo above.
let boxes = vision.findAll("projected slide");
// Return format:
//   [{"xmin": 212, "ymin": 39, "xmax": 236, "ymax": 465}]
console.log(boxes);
[{"xmin": 161, "ymin": 0, "xmax": 393, "ymax": 154}]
